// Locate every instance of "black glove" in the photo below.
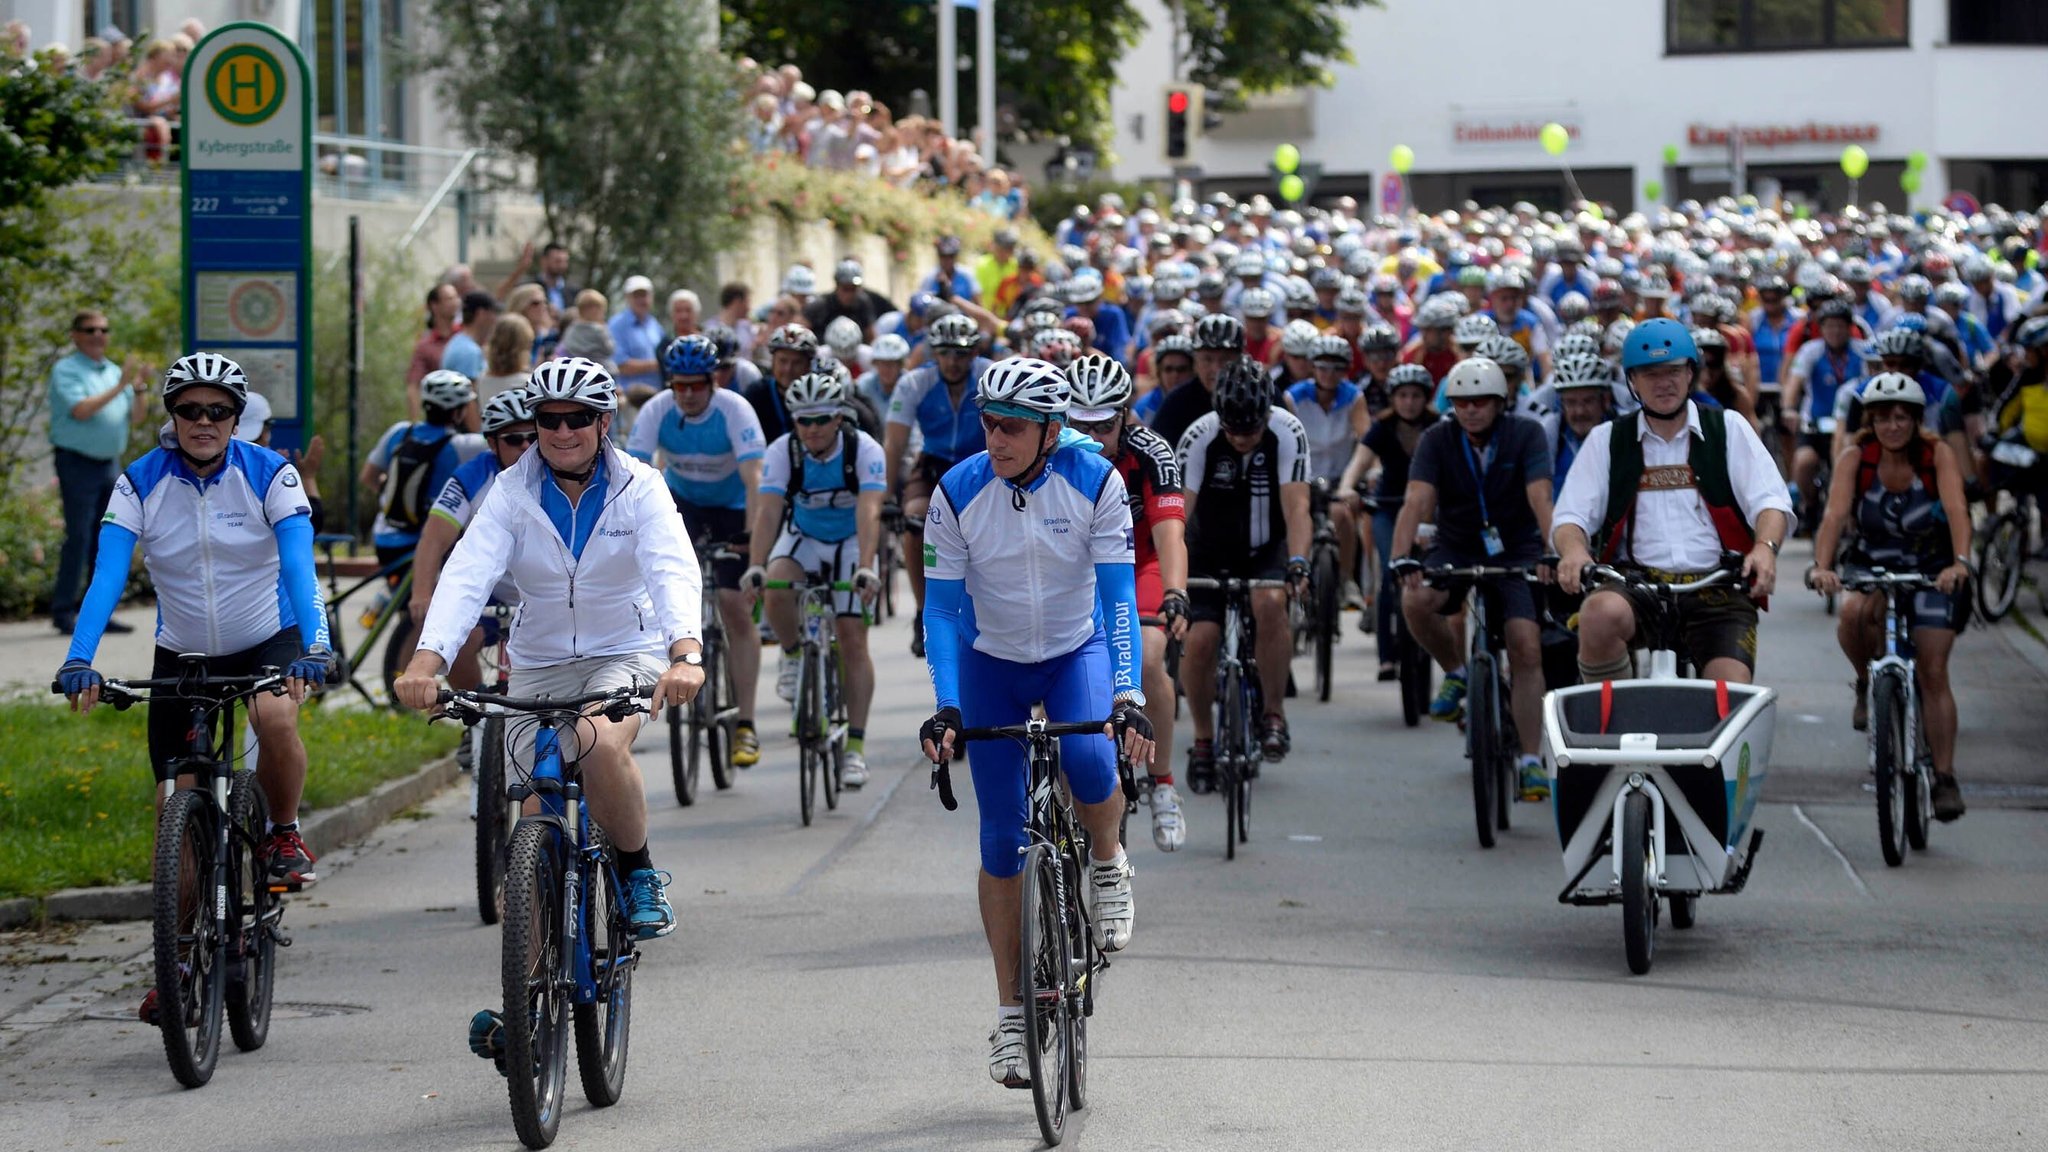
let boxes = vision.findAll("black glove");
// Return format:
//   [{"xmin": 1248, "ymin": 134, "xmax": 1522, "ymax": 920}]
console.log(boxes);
[
  {"xmin": 1286, "ymin": 556, "xmax": 1311, "ymax": 585},
  {"xmin": 920, "ymin": 706, "xmax": 963, "ymax": 760},
  {"xmin": 1157, "ymin": 589, "xmax": 1189, "ymax": 631},
  {"xmin": 1389, "ymin": 557, "xmax": 1423, "ymax": 581},
  {"xmin": 1110, "ymin": 701, "xmax": 1153, "ymax": 743}
]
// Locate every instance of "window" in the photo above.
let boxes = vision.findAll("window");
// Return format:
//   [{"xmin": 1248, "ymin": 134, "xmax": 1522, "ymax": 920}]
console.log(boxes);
[
  {"xmin": 1668, "ymin": 0, "xmax": 1907, "ymax": 53},
  {"xmin": 1951, "ymin": 0, "xmax": 2048, "ymax": 45}
]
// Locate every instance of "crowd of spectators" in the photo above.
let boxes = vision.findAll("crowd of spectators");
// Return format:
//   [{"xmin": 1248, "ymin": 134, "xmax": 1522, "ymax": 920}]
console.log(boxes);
[{"xmin": 3, "ymin": 16, "xmax": 210, "ymax": 162}]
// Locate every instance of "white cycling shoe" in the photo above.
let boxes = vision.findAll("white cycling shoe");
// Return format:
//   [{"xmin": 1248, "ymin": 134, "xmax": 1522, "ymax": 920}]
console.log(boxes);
[
  {"xmin": 1149, "ymin": 782, "xmax": 1186, "ymax": 852},
  {"xmin": 840, "ymin": 750, "xmax": 868, "ymax": 789},
  {"xmin": 989, "ymin": 1013, "xmax": 1029, "ymax": 1087},
  {"xmin": 1089, "ymin": 852, "xmax": 1134, "ymax": 952},
  {"xmin": 775, "ymin": 651, "xmax": 799, "ymax": 702}
]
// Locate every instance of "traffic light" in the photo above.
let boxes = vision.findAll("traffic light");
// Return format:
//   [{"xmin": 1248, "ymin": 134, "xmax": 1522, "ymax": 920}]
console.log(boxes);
[{"xmin": 1164, "ymin": 86, "xmax": 1197, "ymax": 162}]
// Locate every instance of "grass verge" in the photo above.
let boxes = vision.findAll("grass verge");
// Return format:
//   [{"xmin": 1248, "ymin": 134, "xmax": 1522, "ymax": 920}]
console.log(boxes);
[{"xmin": 0, "ymin": 701, "xmax": 458, "ymax": 899}]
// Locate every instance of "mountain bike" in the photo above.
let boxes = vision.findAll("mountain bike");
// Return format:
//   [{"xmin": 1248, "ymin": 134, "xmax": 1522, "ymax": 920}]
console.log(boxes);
[
  {"xmin": 56, "ymin": 660, "xmax": 292, "ymax": 1088},
  {"xmin": 471, "ymin": 604, "xmax": 515, "ymax": 925},
  {"xmin": 314, "ymin": 534, "xmax": 414, "ymax": 707},
  {"xmin": 1836, "ymin": 567, "xmax": 1943, "ymax": 866},
  {"xmin": 440, "ymin": 684, "xmax": 651, "ymax": 1150},
  {"xmin": 1424, "ymin": 563, "xmax": 1540, "ymax": 850},
  {"xmin": 929, "ymin": 713, "xmax": 1136, "ymax": 1147},
  {"xmin": 764, "ymin": 569, "xmax": 859, "ymax": 826},
  {"xmin": 1186, "ymin": 576, "xmax": 1285, "ymax": 860},
  {"xmin": 1975, "ymin": 436, "xmax": 2037, "ymax": 622},
  {"xmin": 669, "ymin": 544, "xmax": 741, "ymax": 807}
]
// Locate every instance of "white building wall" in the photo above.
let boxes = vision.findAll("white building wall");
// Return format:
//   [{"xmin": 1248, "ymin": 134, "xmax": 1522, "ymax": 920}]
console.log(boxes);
[{"xmin": 1107, "ymin": 0, "xmax": 2048, "ymax": 210}]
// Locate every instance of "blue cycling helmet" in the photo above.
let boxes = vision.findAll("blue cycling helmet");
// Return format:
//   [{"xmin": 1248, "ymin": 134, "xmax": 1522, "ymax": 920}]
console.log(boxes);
[
  {"xmin": 1618, "ymin": 317, "xmax": 1699, "ymax": 371},
  {"xmin": 661, "ymin": 334, "xmax": 720, "ymax": 378}
]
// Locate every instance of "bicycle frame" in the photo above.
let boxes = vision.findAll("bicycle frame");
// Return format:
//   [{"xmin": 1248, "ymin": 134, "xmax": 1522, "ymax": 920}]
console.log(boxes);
[
  {"xmin": 316, "ymin": 536, "xmax": 414, "ymax": 706},
  {"xmin": 1863, "ymin": 573, "xmax": 1924, "ymax": 769}
]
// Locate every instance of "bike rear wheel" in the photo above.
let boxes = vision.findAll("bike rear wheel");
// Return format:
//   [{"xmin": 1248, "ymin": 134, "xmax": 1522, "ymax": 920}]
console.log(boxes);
[
  {"xmin": 1063, "ymin": 849, "xmax": 1091, "ymax": 1112},
  {"xmin": 1398, "ymin": 632, "xmax": 1430, "ymax": 728},
  {"xmin": 152, "ymin": 788, "xmax": 224, "ymax": 1088},
  {"xmin": 705, "ymin": 634, "xmax": 735, "ymax": 792},
  {"xmin": 1621, "ymin": 789, "xmax": 1658, "ymax": 976},
  {"xmin": 1873, "ymin": 671, "xmax": 1908, "ymax": 867},
  {"xmin": 1018, "ymin": 844, "xmax": 1071, "ymax": 1146},
  {"xmin": 668, "ymin": 688, "xmax": 699, "ymax": 808},
  {"xmin": 797, "ymin": 652, "xmax": 820, "ymax": 827},
  {"xmin": 503, "ymin": 822, "xmax": 569, "ymax": 1149},
  {"xmin": 379, "ymin": 601, "xmax": 413, "ymax": 708},
  {"xmin": 1468, "ymin": 655, "xmax": 1499, "ymax": 850},
  {"xmin": 1977, "ymin": 512, "xmax": 2024, "ymax": 621},
  {"xmin": 1219, "ymin": 664, "xmax": 1241, "ymax": 861},
  {"xmin": 573, "ymin": 834, "xmax": 633, "ymax": 1108},
  {"xmin": 823, "ymin": 647, "xmax": 843, "ymax": 811},
  {"xmin": 476, "ymin": 716, "xmax": 511, "ymax": 924},
  {"xmin": 1905, "ymin": 733, "xmax": 1934, "ymax": 852},
  {"xmin": 225, "ymin": 771, "xmax": 276, "ymax": 1054},
  {"xmin": 1313, "ymin": 548, "xmax": 1338, "ymax": 703}
]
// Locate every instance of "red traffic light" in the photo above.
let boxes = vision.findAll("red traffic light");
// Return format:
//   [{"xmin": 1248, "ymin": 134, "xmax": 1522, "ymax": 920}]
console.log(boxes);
[{"xmin": 1167, "ymin": 90, "xmax": 1190, "ymax": 115}]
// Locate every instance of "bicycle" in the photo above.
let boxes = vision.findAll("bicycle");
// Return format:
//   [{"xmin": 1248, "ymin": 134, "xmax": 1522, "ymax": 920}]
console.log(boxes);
[
  {"xmin": 439, "ymin": 683, "xmax": 651, "ymax": 1150},
  {"xmin": 1299, "ymin": 478, "xmax": 1344, "ymax": 703},
  {"xmin": 54, "ymin": 660, "xmax": 292, "ymax": 1088},
  {"xmin": 1832, "ymin": 567, "xmax": 1943, "ymax": 867},
  {"xmin": 471, "ymin": 603, "xmax": 515, "ymax": 925},
  {"xmin": 1424, "ymin": 562, "xmax": 1541, "ymax": 850},
  {"xmin": 1186, "ymin": 576, "xmax": 1286, "ymax": 860},
  {"xmin": 764, "ymin": 569, "xmax": 859, "ymax": 827},
  {"xmin": 928, "ymin": 712, "xmax": 1136, "ymax": 1147},
  {"xmin": 1975, "ymin": 436, "xmax": 2037, "ymax": 622},
  {"xmin": 1363, "ymin": 492, "xmax": 1433, "ymax": 726},
  {"xmin": 668, "ymin": 544, "xmax": 742, "ymax": 807},
  {"xmin": 314, "ymin": 534, "xmax": 415, "ymax": 707},
  {"xmin": 878, "ymin": 503, "xmax": 906, "ymax": 619}
]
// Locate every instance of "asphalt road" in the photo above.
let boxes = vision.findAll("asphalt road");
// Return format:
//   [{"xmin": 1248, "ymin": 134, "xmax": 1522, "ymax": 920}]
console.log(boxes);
[{"xmin": 4, "ymin": 540, "xmax": 2047, "ymax": 1151}]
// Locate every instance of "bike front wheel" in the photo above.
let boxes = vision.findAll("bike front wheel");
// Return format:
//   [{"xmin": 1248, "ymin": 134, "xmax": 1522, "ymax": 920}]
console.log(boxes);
[
  {"xmin": 502, "ymin": 822, "xmax": 570, "ymax": 1149},
  {"xmin": 1019, "ymin": 843, "xmax": 1072, "ymax": 1145},
  {"xmin": 1468, "ymin": 656, "xmax": 1499, "ymax": 850},
  {"xmin": 476, "ymin": 716, "xmax": 511, "ymax": 924},
  {"xmin": 1872, "ymin": 671, "xmax": 1908, "ymax": 867},
  {"xmin": 152, "ymin": 788, "xmax": 225, "ymax": 1088},
  {"xmin": 668, "ymin": 689, "xmax": 698, "ymax": 808},
  {"xmin": 1621, "ymin": 788, "xmax": 1658, "ymax": 976},
  {"xmin": 1313, "ymin": 547, "xmax": 1339, "ymax": 703},
  {"xmin": 573, "ymin": 833, "xmax": 633, "ymax": 1108},
  {"xmin": 705, "ymin": 633, "xmax": 735, "ymax": 792},
  {"xmin": 225, "ymin": 771, "xmax": 276, "ymax": 1054}
]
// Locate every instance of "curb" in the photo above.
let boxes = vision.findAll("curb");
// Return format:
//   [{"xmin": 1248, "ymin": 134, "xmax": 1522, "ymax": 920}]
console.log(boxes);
[{"xmin": 0, "ymin": 753, "xmax": 459, "ymax": 930}]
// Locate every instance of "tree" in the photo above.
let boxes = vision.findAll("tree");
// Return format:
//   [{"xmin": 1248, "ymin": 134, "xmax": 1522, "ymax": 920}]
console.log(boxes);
[
  {"xmin": 722, "ymin": 0, "xmax": 1375, "ymax": 149},
  {"xmin": 417, "ymin": 0, "xmax": 743, "ymax": 294}
]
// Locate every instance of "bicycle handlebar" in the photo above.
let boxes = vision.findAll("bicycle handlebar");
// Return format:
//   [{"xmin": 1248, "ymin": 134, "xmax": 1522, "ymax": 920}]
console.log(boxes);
[
  {"xmin": 1185, "ymin": 577, "xmax": 1291, "ymax": 591},
  {"xmin": 928, "ymin": 717, "xmax": 1124, "ymax": 813},
  {"xmin": 1583, "ymin": 563, "xmax": 1745, "ymax": 595},
  {"xmin": 1825, "ymin": 567, "xmax": 1941, "ymax": 593},
  {"xmin": 762, "ymin": 579, "xmax": 857, "ymax": 590},
  {"xmin": 437, "ymin": 683, "xmax": 654, "ymax": 722},
  {"xmin": 1423, "ymin": 563, "xmax": 1546, "ymax": 584},
  {"xmin": 53, "ymin": 670, "xmax": 287, "ymax": 708}
]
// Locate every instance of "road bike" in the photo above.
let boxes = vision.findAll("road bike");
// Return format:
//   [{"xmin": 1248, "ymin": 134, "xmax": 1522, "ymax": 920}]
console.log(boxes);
[
  {"xmin": 1424, "ymin": 563, "xmax": 1541, "ymax": 850},
  {"xmin": 929, "ymin": 712, "xmax": 1136, "ymax": 1147},
  {"xmin": 315, "ymin": 534, "xmax": 414, "ymax": 707},
  {"xmin": 441, "ymin": 683, "xmax": 650, "ymax": 1149},
  {"xmin": 764, "ymin": 569, "xmax": 859, "ymax": 826},
  {"xmin": 668, "ymin": 544, "xmax": 742, "ymax": 807},
  {"xmin": 1299, "ymin": 478, "xmax": 1344, "ymax": 703},
  {"xmin": 471, "ymin": 603, "xmax": 515, "ymax": 925},
  {"xmin": 1545, "ymin": 562, "xmax": 1772, "ymax": 976},
  {"xmin": 1831, "ymin": 567, "xmax": 1943, "ymax": 866},
  {"xmin": 878, "ymin": 503, "xmax": 906, "ymax": 619},
  {"xmin": 57, "ymin": 660, "xmax": 292, "ymax": 1088},
  {"xmin": 1363, "ymin": 492, "xmax": 1432, "ymax": 726},
  {"xmin": 1186, "ymin": 576, "xmax": 1286, "ymax": 860}
]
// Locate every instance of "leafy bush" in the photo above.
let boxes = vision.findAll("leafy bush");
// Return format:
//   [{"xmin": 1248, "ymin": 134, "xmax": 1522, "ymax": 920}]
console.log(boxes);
[
  {"xmin": 733, "ymin": 156, "xmax": 1053, "ymax": 267},
  {"xmin": 0, "ymin": 488, "xmax": 67, "ymax": 620}
]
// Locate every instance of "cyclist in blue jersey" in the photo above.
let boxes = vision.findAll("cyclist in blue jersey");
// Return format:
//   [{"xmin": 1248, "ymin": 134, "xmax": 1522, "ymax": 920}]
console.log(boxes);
[
  {"xmin": 742, "ymin": 373, "xmax": 888, "ymax": 786},
  {"xmin": 1783, "ymin": 299, "xmax": 1868, "ymax": 535},
  {"xmin": 1290, "ymin": 334, "xmax": 1371, "ymax": 605},
  {"xmin": 361, "ymin": 370, "xmax": 488, "ymax": 569},
  {"xmin": 631, "ymin": 335, "xmax": 771, "ymax": 764},
  {"xmin": 1537, "ymin": 240, "xmax": 1599, "ymax": 308},
  {"xmin": 1536, "ymin": 355, "xmax": 1616, "ymax": 495},
  {"xmin": 410, "ymin": 388, "xmax": 537, "ymax": 693},
  {"xmin": 916, "ymin": 357, "xmax": 1151, "ymax": 1088},
  {"xmin": 58, "ymin": 354, "xmax": 334, "ymax": 961},
  {"xmin": 1064, "ymin": 271, "xmax": 1132, "ymax": 365},
  {"xmin": 884, "ymin": 313, "xmax": 991, "ymax": 656},
  {"xmin": 1932, "ymin": 280, "xmax": 1998, "ymax": 371}
]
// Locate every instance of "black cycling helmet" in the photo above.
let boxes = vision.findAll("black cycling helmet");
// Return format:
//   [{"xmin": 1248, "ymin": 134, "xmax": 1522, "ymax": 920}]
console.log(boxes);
[
  {"xmin": 1357, "ymin": 323, "xmax": 1401, "ymax": 353},
  {"xmin": 1192, "ymin": 313, "xmax": 1246, "ymax": 352},
  {"xmin": 1814, "ymin": 298, "xmax": 1855, "ymax": 324},
  {"xmin": 701, "ymin": 321, "xmax": 740, "ymax": 364},
  {"xmin": 2015, "ymin": 315, "xmax": 2048, "ymax": 350},
  {"xmin": 1385, "ymin": 363, "xmax": 1434, "ymax": 395},
  {"xmin": 1872, "ymin": 327, "xmax": 1925, "ymax": 362},
  {"xmin": 1212, "ymin": 357, "xmax": 1274, "ymax": 431}
]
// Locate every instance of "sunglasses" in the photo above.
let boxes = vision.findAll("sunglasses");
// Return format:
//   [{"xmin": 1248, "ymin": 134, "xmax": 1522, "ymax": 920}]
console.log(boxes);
[
  {"xmin": 1069, "ymin": 416, "xmax": 1121, "ymax": 436},
  {"xmin": 493, "ymin": 432, "xmax": 538, "ymax": 447},
  {"xmin": 980, "ymin": 413, "xmax": 1042, "ymax": 438},
  {"xmin": 535, "ymin": 409, "xmax": 603, "ymax": 430},
  {"xmin": 1222, "ymin": 420, "xmax": 1265, "ymax": 437},
  {"xmin": 668, "ymin": 377, "xmax": 714, "ymax": 392},
  {"xmin": 171, "ymin": 402, "xmax": 237, "ymax": 423},
  {"xmin": 935, "ymin": 347, "xmax": 976, "ymax": 358},
  {"xmin": 794, "ymin": 414, "xmax": 839, "ymax": 427},
  {"xmin": 74, "ymin": 326, "xmax": 110, "ymax": 335}
]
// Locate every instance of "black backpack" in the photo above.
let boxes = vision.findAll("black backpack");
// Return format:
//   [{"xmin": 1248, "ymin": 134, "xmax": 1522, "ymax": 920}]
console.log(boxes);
[
  {"xmin": 783, "ymin": 427, "xmax": 861, "ymax": 530},
  {"xmin": 379, "ymin": 424, "xmax": 449, "ymax": 533}
]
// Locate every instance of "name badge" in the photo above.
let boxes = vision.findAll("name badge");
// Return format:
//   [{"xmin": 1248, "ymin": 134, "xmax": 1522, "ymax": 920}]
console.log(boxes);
[{"xmin": 1481, "ymin": 525, "xmax": 1505, "ymax": 557}]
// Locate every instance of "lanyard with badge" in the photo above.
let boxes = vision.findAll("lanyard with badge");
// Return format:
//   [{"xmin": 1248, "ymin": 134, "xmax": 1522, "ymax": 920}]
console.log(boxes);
[{"xmin": 1461, "ymin": 434, "xmax": 1505, "ymax": 557}]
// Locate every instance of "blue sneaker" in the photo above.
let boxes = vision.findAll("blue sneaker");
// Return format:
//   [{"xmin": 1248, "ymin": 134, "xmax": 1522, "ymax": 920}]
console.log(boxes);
[
  {"xmin": 1429, "ymin": 670, "xmax": 1468, "ymax": 723},
  {"xmin": 468, "ymin": 1009, "xmax": 507, "ymax": 1076},
  {"xmin": 624, "ymin": 868, "xmax": 676, "ymax": 940},
  {"xmin": 1517, "ymin": 755, "xmax": 1550, "ymax": 802}
]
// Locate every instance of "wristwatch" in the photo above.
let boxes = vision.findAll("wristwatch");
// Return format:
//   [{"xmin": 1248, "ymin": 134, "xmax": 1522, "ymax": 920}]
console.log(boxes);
[
  {"xmin": 1113, "ymin": 690, "xmax": 1147, "ymax": 710},
  {"xmin": 1762, "ymin": 539, "xmax": 1781, "ymax": 555},
  {"xmin": 672, "ymin": 651, "xmax": 703, "ymax": 668}
]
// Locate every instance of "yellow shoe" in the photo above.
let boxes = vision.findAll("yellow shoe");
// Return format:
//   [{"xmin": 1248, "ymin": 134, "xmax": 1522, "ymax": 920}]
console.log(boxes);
[{"xmin": 731, "ymin": 726, "xmax": 760, "ymax": 768}]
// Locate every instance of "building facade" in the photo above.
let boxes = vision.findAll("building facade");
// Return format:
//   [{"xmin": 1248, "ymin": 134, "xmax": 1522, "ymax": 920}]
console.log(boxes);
[{"xmin": 1107, "ymin": 0, "xmax": 2048, "ymax": 214}]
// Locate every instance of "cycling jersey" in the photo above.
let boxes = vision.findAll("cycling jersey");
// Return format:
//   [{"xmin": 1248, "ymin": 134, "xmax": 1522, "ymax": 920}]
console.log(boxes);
[
  {"xmin": 1790, "ymin": 339, "xmax": 1869, "ymax": 429},
  {"xmin": 626, "ymin": 386, "xmax": 767, "ymax": 511},
  {"xmin": 887, "ymin": 358, "xmax": 992, "ymax": 463},
  {"xmin": 1408, "ymin": 415, "xmax": 1553, "ymax": 564},
  {"xmin": 74, "ymin": 440, "xmax": 324, "ymax": 659},
  {"xmin": 1537, "ymin": 413, "xmax": 1595, "ymax": 495},
  {"xmin": 1110, "ymin": 423, "xmax": 1184, "ymax": 573},
  {"xmin": 1179, "ymin": 408, "xmax": 1311, "ymax": 557},
  {"xmin": 430, "ymin": 452, "xmax": 521, "ymax": 606},
  {"xmin": 1749, "ymin": 309, "xmax": 1800, "ymax": 384},
  {"xmin": 367, "ymin": 422, "xmax": 487, "ymax": 547},
  {"xmin": 1966, "ymin": 281, "xmax": 2024, "ymax": 341},
  {"xmin": 1834, "ymin": 372, "xmax": 1961, "ymax": 439},
  {"xmin": 1284, "ymin": 379, "xmax": 1363, "ymax": 482},
  {"xmin": 759, "ymin": 428, "xmax": 888, "ymax": 542},
  {"xmin": 1069, "ymin": 305, "xmax": 1132, "ymax": 363}
]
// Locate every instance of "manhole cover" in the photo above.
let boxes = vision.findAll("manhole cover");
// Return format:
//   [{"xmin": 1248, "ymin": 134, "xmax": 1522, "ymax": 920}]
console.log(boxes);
[{"xmin": 82, "ymin": 1001, "xmax": 369, "ymax": 1023}]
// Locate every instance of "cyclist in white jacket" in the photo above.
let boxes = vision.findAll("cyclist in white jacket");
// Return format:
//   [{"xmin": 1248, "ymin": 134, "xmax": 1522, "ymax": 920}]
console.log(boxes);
[{"xmin": 396, "ymin": 357, "xmax": 704, "ymax": 942}]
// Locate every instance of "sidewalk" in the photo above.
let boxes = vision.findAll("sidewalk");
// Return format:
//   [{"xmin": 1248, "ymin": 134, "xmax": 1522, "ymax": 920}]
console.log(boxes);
[{"xmin": 0, "ymin": 605, "xmax": 164, "ymax": 698}]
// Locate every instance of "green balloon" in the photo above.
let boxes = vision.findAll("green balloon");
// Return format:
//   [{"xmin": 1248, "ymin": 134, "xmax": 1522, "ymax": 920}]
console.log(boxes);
[
  {"xmin": 1644, "ymin": 180, "xmax": 1663, "ymax": 202},
  {"xmin": 1389, "ymin": 144, "xmax": 1415, "ymax": 175},
  {"xmin": 1900, "ymin": 169, "xmax": 1922, "ymax": 194},
  {"xmin": 1662, "ymin": 143, "xmax": 1679, "ymax": 166},
  {"xmin": 1279, "ymin": 173, "xmax": 1306, "ymax": 203},
  {"xmin": 1540, "ymin": 122, "xmax": 1570, "ymax": 157},
  {"xmin": 1906, "ymin": 150, "xmax": 1928, "ymax": 172},
  {"xmin": 1274, "ymin": 143, "xmax": 1301, "ymax": 175},
  {"xmin": 1840, "ymin": 144, "xmax": 1870, "ymax": 180}
]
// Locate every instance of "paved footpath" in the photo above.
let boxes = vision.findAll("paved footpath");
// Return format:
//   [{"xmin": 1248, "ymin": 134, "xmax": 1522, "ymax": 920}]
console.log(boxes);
[{"xmin": 3, "ymin": 541, "xmax": 2045, "ymax": 1150}]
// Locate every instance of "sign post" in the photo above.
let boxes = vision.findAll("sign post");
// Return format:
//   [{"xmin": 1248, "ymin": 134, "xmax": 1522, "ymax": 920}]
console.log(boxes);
[{"xmin": 180, "ymin": 22, "xmax": 314, "ymax": 453}]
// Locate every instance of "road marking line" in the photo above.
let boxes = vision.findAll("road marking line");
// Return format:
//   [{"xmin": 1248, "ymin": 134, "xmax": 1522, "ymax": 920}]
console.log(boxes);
[
  {"xmin": 784, "ymin": 757, "xmax": 917, "ymax": 897},
  {"xmin": 1792, "ymin": 803, "xmax": 1871, "ymax": 899}
]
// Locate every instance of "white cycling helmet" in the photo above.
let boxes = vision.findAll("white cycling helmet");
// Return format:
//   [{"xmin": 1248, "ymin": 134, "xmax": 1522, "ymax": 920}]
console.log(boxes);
[
  {"xmin": 1601, "ymin": 317, "xmax": 1637, "ymax": 357},
  {"xmin": 1549, "ymin": 354, "xmax": 1614, "ymax": 392},
  {"xmin": 1237, "ymin": 286, "xmax": 1277, "ymax": 319},
  {"xmin": 527, "ymin": 357, "xmax": 619, "ymax": 412},
  {"xmin": 481, "ymin": 388, "xmax": 535, "ymax": 433},
  {"xmin": 823, "ymin": 316, "xmax": 863, "ymax": 356},
  {"xmin": 1309, "ymin": 334, "xmax": 1352, "ymax": 364},
  {"xmin": 419, "ymin": 369, "xmax": 478, "ymax": 412},
  {"xmin": 784, "ymin": 371, "xmax": 847, "ymax": 416},
  {"xmin": 1415, "ymin": 297, "xmax": 1462, "ymax": 330},
  {"xmin": 1442, "ymin": 356, "xmax": 1510, "ymax": 401},
  {"xmin": 161, "ymin": 352, "xmax": 251, "ymax": 409},
  {"xmin": 781, "ymin": 264, "xmax": 819, "ymax": 296},
  {"xmin": 1476, "ymin": 333, "xmax": 1529, "ymax": 371},
  {"xmin": 1861, "ymin": 371, "xmax": 1926, "ymax": 410},
  {"xmin": 1453, "ymin": 313, "xmax": 1499, "ymax": 348},
  {"xmin": 977, "ymin": 356, "xmax": 1071, "ymax": 421},
  {"xmin": 1066, "ymin": 355, "xmax": 1134, "ymax": 420},
  {"xmin": 927, "ymin": 313, "xmax": 981, "ymax": 350},
  {"xmin": 871, "ymin": 333, "xmax": 910, "ymax": 362},
  {"xmin": 1280, "ymin": 319, "xmax": 1321, "ymax": 358}
]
